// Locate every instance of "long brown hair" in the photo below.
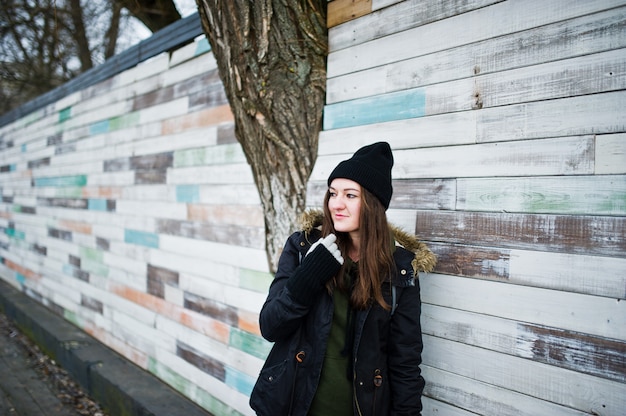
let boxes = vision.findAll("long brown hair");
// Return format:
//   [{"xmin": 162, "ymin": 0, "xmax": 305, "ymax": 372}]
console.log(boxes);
[{"xmin": 322, "ymin": 187, "xmax": 395, "ymax": 310}]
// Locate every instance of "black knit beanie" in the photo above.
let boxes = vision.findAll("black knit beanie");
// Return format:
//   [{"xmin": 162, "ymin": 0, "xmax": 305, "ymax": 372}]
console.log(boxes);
[{"xmin": 327, "ymin": 141, "xmax": 394, "ymax": 209}]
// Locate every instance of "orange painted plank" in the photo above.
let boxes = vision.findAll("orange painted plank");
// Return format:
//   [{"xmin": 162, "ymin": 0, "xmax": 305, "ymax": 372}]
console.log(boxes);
[
  {"xmin": 58, "ymin": 219, "xmax": 92, "ymax": 234},
  {"xmin": 161, "ymin": 105, "xmax": 234, "ymax": 135}
]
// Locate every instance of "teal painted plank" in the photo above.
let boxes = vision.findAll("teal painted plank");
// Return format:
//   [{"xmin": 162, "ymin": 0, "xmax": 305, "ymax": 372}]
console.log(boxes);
[
  {"xmin": 5, "ymin": 228, "xmax": 25, "ymax": 240},
  {"xmin": 323, "ymin": 88, "xmax": 426, "ymax": 130},
  {"xmin": 195, "ymin": 37, "xmax": 211, "ymax": 55},
  {"xmin": 59, "ymin": 107, "xmax": 71, "ymax": 122},
  {"xmin": 16, "ymin": 273, "xmax": 25, "ymax": 285},
  {"xmin": 88, "ymin": 199, "xmax": 108, "ymax": 211},
  {"xmin": 34, "ymin": 175, "xmax": 87, "ymax": 187},
  {"xmin": 89, "ymin": 120, "xmax": 110, "ymax": 135},
  {"xmin": 176, "ymin": 185, "xmax": 200, "ymax": 203},
  {"xmin": 225, "ymin": 367, "xmax": 255, "ymax": 396},
  {"xmin": 125, "ymin": 229, "xmax": 159, "ymax": 248},
  {"xmin": 21, "ymin": 144, "xmax": 27, "ymax": 152}
]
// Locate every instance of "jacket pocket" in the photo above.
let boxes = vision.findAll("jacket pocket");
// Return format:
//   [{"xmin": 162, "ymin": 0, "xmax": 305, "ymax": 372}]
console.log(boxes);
[{"xmin": 250, "ymin": 350, "xmax": 307, "ymax": 416}]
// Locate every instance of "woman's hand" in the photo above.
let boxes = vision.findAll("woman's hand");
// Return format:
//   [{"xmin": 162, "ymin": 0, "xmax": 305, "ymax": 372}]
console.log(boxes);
[{"xmin": 306, "ymin": 234, "xmax": 344, "ymax": 265}]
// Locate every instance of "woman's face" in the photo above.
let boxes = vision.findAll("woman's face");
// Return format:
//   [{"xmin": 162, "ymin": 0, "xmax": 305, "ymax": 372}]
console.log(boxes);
[{"xmin": 328, "ymin": 178, "xmax": 362, "ymax": 234}]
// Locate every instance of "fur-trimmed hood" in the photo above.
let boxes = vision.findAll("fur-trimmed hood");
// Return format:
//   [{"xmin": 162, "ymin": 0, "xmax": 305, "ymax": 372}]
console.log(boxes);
[{"xmin": 299, "ymin": 209, "xmax": 437, "ymax": 275}]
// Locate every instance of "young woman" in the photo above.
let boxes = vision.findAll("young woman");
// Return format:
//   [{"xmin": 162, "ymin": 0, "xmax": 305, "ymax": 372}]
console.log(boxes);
[{"xmin": 250, "ymin": 142, "xmax": 436, "ymax": 416}]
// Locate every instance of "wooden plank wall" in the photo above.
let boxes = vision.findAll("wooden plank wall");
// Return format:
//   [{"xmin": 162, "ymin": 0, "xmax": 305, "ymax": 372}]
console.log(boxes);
[
  {"xmin": 0, "ymin": 38, "xmax": 271, "ymax": 416},
  {"xmin": 318, "ymin": 0, "xmax": 626, "ymax": 415}
]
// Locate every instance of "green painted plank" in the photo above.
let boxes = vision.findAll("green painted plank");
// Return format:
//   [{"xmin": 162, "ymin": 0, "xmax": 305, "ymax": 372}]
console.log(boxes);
[
  {"xmin": 174, "ymin": 148, "xmax": 206, "ymax": 168},
  {"xmin": 458, "ymin": 175, "xmax": 626, "ymax": 215},
  {"xmin": 109, "ymin": 112, "xmax": 140, "ymax": 130},
  {"xmin": 229, "ymin": 327, "xmax": 271, "ymax": 360},
  {"xmin": 238, "ymin": 268, "xmax": 273, "ymax": 293}
]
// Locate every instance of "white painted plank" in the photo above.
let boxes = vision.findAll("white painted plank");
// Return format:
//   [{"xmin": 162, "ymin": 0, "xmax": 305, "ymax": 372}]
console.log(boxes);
[
  {"xmin": 312, "ymin": 136, "xmax": 594, "ymax": 181},
  {"xmin": 319, "ymin": 110, "xmax": 477, "ymax": 155},
  {"xmin": 157, "ymin": 234, "xmax": 269, "ymax": 273},
  {"xmin": 166, "ymin": 164, "xmax": 255, "ymax": 185},
  {"xmin": 328, "ymin": 0, "xmax": 626, "ymax": 76},
  {"xmin": 328, "ymin": 7, "xmax": 626, "ymax": 102},
  {"xmin": 162, "ymin": 53, "xmax": 218, "ymax": 87},
  {"xmin": 420, "ymin": 273, "xmax": 626, "ymax": 340},
  {"xmin": 509, "ymin": 249, "xmax": 626, "ymax": 299},
  {"xmin": 477, "ymin": 91, "xmax": 626, "ymax": 143},
  {"xmin": 422, "ymin": 365, "xmax": 595, "ymax": 416},
  {"xmin": 139, "ymin": 97, "xmax": 189, "ymax": 124},
  {"xmin": 423, "ymin": 335, "xmax": 626, "ymax": 415},
  {"xmin": 596, "ymin": 133, "xmax": 626, "ymax": 174},
  {"xmin": 422, "ymin": 303, "xmax": 625, "ymax": 382},
  {"xmin": 115, "ymin": 200, "xmax": 188, "ymax": 220}
]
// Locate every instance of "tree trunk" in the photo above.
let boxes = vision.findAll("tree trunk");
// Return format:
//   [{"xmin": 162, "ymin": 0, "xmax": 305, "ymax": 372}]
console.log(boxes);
[
  {"xmin": 68, "ymin": 0, "xmax": 93, "ymax": 71},
  {"xmin": 105, "ymin": 1, "xmax": 122, "ymax": 59},
  {"xmin": 196, "ymin": 0, "xmax": 327, "ymax": 272}
]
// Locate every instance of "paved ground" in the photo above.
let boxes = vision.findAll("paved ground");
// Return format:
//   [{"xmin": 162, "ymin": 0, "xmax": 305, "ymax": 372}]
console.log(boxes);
[{"xmin": 0, "ymin": 313, "xmax": 106, "ymax": 416}]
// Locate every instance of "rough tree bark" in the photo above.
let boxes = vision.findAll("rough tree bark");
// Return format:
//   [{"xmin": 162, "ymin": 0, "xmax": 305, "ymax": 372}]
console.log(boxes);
[{"xmin": 196, "ymin": 1, "xmax": 328, "ymax": 272}]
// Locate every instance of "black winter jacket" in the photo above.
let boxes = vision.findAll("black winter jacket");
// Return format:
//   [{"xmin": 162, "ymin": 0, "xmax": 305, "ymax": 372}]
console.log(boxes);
[{"xmin": 250, "ymin": 211, "xmax": 436, "ymax": 416}]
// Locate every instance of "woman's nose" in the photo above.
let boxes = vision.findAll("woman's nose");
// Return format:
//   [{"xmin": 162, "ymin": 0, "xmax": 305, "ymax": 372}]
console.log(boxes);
[{"xmin": 329, "ymin": 196, "xmax": 345, "ymax": 209}]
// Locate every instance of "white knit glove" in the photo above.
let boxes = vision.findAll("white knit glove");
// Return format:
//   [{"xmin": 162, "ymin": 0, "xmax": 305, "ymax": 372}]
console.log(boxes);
[{"xmin": 306, "ymin": 234, "xmax": 344, "ymax": 265}]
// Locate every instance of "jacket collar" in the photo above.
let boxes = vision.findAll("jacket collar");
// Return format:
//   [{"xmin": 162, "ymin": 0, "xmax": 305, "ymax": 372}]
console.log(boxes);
[{"xmin": 299, "ymin": 209, "xmax": 436, "ymax": 275}]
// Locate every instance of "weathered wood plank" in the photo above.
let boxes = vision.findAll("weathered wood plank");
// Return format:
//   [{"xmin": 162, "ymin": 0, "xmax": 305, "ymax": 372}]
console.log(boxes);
[
  {"xmin": 331, "ymin": 0, "xmax": 504, "ymax": 51},
  {"xmin": 416, "ymin": 210, "xmax": 625, "ymax": 257},
  {"xmin": 327, "ymin": 0, "xmax": 372, "ymax": 28},
  {"xmin": 328, "ymin": 0, "xmax": 625, "ymax": 77},
  {"xmin": 422, "ymin": 365, "xmax": 603, "ymax": 416},
  {"xmin": 596, "ymin": 132, "xmax": 626, "ymax": 174},
  {"xmin": 328, "ymin": 7, "xmax": 626, "ymax": 102},
  {"xmin": 422, "ymin": 304, "xmax": 626, "ymax": 383},
  {"xmin": 312, "ymin": 137, "xmax": 594, "ymax": 181},
  {"xmin": 477, "ymin": 91, "xmax": 626, "ymax": 143},
  {"xmin": 457, "ymin": 175, "xmax": 626, "ymax": 215},
  {"xmin": 422, "ymin": 397, "xmax": 476, "ymax": 416},
  {"xmin": 157, "ymin": 234, "xmax": 269, "ymax": 273},
  {"xmin": 423, "ymin": 335, "xmax": 626, "ymax": 415},
  {"xmin": 307, "ymin": 178, "xmax": 456, "ymax": 210},
  {"xmin": 428, "ymin": 242, "xmax": 626, "ymax": 299},
  {"xmin": 421, "ymin": 273, "xmax": 626, "ymax": 340},
  {"xmin": 319, "ymin": 110, "xmax": 477, "ymax": 152},
  {"xmin": 155, "ymin": 219, "xmax": 265, "ymax": 249}
]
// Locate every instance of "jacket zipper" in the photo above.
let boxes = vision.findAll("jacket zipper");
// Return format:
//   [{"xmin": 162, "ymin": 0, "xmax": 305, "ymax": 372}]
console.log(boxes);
[{"xmin": 288, "ymin": 350, "xmax": 306, "ymax": 416}]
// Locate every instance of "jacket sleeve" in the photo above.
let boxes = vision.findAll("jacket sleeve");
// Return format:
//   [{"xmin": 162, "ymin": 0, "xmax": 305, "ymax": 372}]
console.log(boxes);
[
  {"xmin": 258, "ymin": 231, "xmax": 340, "ymax": 343},
  {"xmin": 388, "ymin": 279, "xmax": 425, "ymax": 415}
]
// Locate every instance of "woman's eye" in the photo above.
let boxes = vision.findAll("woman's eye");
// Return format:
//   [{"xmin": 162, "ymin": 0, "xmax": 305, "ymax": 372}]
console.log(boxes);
[{"xmin": 329, "ymin": 192, "xmax": 337, "ymax": 197}]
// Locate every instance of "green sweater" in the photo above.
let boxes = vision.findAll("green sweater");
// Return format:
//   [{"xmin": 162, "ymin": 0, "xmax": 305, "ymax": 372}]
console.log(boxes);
[{"xmin": 308, "ymin": 276, "xmax": 354, "ymax": 415}]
